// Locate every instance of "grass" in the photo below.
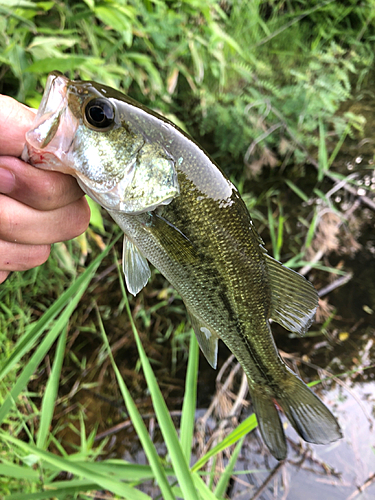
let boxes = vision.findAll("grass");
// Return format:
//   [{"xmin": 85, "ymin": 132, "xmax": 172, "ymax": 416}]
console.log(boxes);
[
  {"xmin": 1, "ymin": 0, "xmax": 375, "ymax": 498},
  {"xmin": 0, "ymin": 243, "xmax": 260, "ymax": 499}
]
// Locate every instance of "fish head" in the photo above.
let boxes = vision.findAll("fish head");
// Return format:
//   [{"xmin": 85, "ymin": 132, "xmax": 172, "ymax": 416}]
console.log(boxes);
[{"xmin": 23, "ymin": 71, "xmax": 180, "ymax": 213}]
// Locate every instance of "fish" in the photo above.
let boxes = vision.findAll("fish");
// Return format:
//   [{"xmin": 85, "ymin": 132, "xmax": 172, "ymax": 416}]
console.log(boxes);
[{"xmin": 22, "ymin": 71, "xmax": 342, "ymax": 460}]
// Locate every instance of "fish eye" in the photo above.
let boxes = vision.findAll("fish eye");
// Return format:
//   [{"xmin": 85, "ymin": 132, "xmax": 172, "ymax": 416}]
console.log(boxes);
[{"xmin": 84, "ymin": 98, "xmax": 115, "ymax": 130}]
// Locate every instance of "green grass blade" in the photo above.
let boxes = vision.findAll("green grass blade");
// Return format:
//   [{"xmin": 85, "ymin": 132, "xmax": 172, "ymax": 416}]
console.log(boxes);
[
  {"xmin": 284, "ymin": 179, "xmax": 309, "ymax": 203},
  {"xmin": 318, "ymin": 117, "xmax": 328, "ymax": 181},
  {"xmin": 71, "ymin": 460, "xmax": 170, "ymax": 480},
  {"xmin": 267, "ymin": 200, "xmax": 277, "ymax": 259},
  {"xmin": 0, "ymin": 288, "xmax": 85, "ymax": 425},
  {"xmin": 276, "ymin": 208, "xmax": 284, "ymax": 259},
  {"xmin": 122, "ymin": 293, "xmax": 200, "ymax": 500},
  {"xmin": 180, "ymin": 332, "xmax": 199, "ymax": 463},
  {"xmin": 192, "ymin": 472, "xmax": 222, "ymax": 500},
  {"xmin": 0, "ymin": 235, "xmax": 120, "ymax": 383},
  {"xmin": 98, "ymin": 304, "xmax": 176, "ymax": 500},
  {"xmin": 305, "ymin": 210, "xmax": 319, "ymax": 249},
  {"xmin": 0, "ymin": 462, "xmax": 39, "ymax": 480},
  {"xmin": 327, "ymin": 122, "xmax": 351, "ymax": 169},
  {"xmin": 0, "ymin": 237, "xmax": 120, "ymax": 425},
  {"xmin": 192, "ymin": 413, "xmax": 257, "ymax": 473},
  {"xmin": 0, "ymin": 433, "xmax": 150, "ymax": 500},
  {"xmin": 36, "ymin": 327, "xmax": 67, "ymax": 449},
  {"xmin": 5, "ymin": 482, "xmax": 100, "ymax": 500},
  {"xmin": 214, "ymin": 438, "xmax": 244, "ymax": 498}
]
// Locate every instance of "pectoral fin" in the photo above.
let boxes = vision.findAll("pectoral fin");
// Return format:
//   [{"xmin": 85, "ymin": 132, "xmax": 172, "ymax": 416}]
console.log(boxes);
[
  {"xmin": 187, "ymin": 307, "xmax": 219, "ymax": 369},
  {"xmin": 122, "ymin": 235, "xmax": 151, "ymax": 296},
  {"xmin": 265, "ymin": 254, "xmax": 319, "ymax": 335}
]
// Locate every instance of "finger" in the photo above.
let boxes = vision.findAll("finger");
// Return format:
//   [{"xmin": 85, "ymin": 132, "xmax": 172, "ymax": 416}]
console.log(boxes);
[
  {"xmin": 0, "ymin": 95, "xmax": 36, "ymax": 157},
  {"xmin": 0, "ymin": 156, "xmax": 85, "ymax": 211},
  {"xmin": 0, "ymin": 195, "xmax": 90, "ymax": 245},
  {"xmin": 0, "ymin": 240, "xmax": 51, "ymax": 275},
  {"xmin": 0, "ymin": 271, "xmax": 10, "ymax": 283}
]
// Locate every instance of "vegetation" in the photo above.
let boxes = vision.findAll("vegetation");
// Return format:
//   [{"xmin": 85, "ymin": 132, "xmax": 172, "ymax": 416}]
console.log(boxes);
[{"xmin": 1, "ymin": 0, "xmax": 375, "ymax": 498}]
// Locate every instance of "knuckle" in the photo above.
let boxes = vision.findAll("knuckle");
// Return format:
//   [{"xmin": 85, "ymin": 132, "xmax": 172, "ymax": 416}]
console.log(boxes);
[
  {"xmin": 0, "ymin": 200, "xmax": 16, "ymax": 241},
  {"xmin": 35, "ymin": 171, "xmax": 82, "ymax": 211},
  {"xmin": 37, "ymin": 174, "xmax": 61, "ymax": 209},
  {"xmin": 0, "ymin": 242, "xmax": 50, "ymax": 272},
  {"xmin": 18, "ymin": 244, "xmax": 51, "ymax": 270},
  {"xmin": 66, "ymin": 198, "xmax": 91, "ymax": 238}
]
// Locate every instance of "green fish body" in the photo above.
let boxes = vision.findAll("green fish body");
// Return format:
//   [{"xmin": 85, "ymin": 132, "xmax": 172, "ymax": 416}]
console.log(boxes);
[{"xmin": 23, "ymin": 71, "xmax": 342, "ymax": 459}]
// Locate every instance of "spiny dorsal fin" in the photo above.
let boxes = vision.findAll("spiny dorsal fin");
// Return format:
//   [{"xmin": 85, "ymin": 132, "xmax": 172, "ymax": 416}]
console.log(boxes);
[
  {"xmin": 122, "ymin": 235, "xmax": 151, "ymax": 296},
  {"xmin": 265, "ymin": 254, "xmax": 318, "ymax": 335},
  {"xmin": 186, "ymin": 306, "xmax": 219, "ymax": 369}
]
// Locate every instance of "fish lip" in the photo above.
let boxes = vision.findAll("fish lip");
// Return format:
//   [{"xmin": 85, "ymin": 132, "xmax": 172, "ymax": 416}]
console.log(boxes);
[
  {"xmin": 36, "ymin": 71, "xmax": 69, "ymax": 119},
  {"xmin": 22, "ymin": 71, "xmax": 79, "ymax": 171}
]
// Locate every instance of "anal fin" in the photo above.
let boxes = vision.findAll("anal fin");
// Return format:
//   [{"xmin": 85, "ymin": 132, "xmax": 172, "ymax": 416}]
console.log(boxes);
[
  {"xmin": 250, "ymin": 386, "xmax": 287, "ymax": 460},
  {"xmin": 122, "ymin": 235, "xmax": 151, "ymax": 296},
  {"xmin": 186, "ymin": 306, "xmax": 219, "ymax": 369}
]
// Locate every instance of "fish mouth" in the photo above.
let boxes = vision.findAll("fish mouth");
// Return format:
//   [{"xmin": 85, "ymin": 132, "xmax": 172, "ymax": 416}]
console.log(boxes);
[{"xmin": 22, "ymin": 72, "xmax": 79, "ymax": 173}]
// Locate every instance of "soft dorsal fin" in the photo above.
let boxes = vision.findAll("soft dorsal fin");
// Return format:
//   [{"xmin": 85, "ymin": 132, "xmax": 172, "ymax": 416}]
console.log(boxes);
[
  {"xmin": 122, "ymin": 235, "xmax": 151, "ymax": 296},
  {"xmin": 265, "ymin": 253, "xmax": 318, "ymax": 335},
  {"xmin": 186, "ymin": 306, "xmax": 219, "ymax": 369}
]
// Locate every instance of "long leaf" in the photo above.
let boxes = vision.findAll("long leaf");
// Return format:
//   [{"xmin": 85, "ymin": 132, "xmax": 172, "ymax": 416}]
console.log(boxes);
[
  {"xmin": 36, "ymin": 327, "xmax": 67, "ymax": 449},
  {"xmin": 98, "ymin": 305, "xmax": 176, "ymax": 500},
  {"xmin": 192, "ymin": 414, "xmax": 257, "ymax": 473},
  {"xmin": 121, "ymin": 291, "xmax": 200, "ymax": 500},
  {"xmin": 0, "ymin": 298, "xmax": 80, "ymax": 425},
  {"xmin": 0, "ymin": 433, "xmax": 150, "ymax": 500},
  {"xmin": 0, "ymin": 235, "xmax": 120, "ymax": 383},
  {"xmin": 0, "ymin": 237, "xmax": 120, "ymax": 425},
  {"xmin": 214, "ymin": 438, "xmax": 244, "ymax": 498},
  {"xmin": 180, "ymin": 332, "xmax": 199, "ymax": 463}
]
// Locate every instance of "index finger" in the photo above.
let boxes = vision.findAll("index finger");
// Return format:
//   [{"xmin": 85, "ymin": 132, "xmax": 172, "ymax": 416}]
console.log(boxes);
[{"xmin": 0, "ymin": 95, "xmax": 36, "ymax": 157}]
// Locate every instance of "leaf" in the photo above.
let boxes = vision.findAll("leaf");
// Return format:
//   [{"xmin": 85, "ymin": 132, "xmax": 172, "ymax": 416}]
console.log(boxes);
[
  {"xmin": 36, "ymin": 328, "xmax": 67, "ymax": 449},
  {"xmin": 0, "ymin": 235, "xmax": 120, "ymax": 385},
  {"xmin": 98, "ymin": 299, "xmax": 176, "ymax": 500},
  {"xmin": 180, "ymin": 333, "xmax": 199, "ymax": 462},
  {"xmin": 318, "ymin": 117, "xmax": 328, "ymax": 181},
  {"xmin": 28, "ymin": 36, "xmax": 78, "ymax": 50},
  {"xmin": 0, "ymin": 435, "xmax": 151, "ymax": 500},
  {"xmin": 284, "ymin": 179, "xmax": 309, "ymax": 202},
  {"xmin": 214, "ymin": 438, "xmax": 244, "ymax": 498},
  {"xmin": 25, "ymin": 56, "xmax": 89, "ymax": 73},
  {"xmin": 192, "ymin": 413, "xmax": 258, "ymax": 472},
  {"xmin": 94, "ymin": 5, "xmax": 133, "ymax": 46},
  {"xmin": 0, "ymin": 0, "xmax": 35, "ymax": 6},
  {"xmin": 117, "ymin": 264, "xmax": 200, "ymax": 500},
  {"xmin": 36, "ymin": 2, "xmax": 56, "ymax": 11},
  {"xmin": 0, "ymin": 461, "xmax": 39, "ymax": 480}
]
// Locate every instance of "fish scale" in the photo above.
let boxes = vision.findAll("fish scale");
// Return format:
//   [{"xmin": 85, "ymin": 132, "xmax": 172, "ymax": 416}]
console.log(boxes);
[{"xmin": 22, "ymin": 71, "xmax": 343, "ymax": 460}]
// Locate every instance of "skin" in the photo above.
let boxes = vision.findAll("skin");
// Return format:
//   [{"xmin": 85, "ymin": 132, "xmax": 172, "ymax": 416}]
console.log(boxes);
[{"xmin": 0, "ymin": 95, "xmax": 91, "ymax": 284}]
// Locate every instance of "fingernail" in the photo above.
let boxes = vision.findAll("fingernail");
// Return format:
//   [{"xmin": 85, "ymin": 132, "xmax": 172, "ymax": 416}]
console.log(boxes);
[{"xmin": 0, "ymin": 167, "xmax": 15, "ymax": 194}]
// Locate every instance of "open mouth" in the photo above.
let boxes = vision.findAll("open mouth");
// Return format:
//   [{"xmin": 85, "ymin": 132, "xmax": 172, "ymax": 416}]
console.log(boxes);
[{"xmin": 22, "ymin": 72, "xmax": 79, "ymax": 174}]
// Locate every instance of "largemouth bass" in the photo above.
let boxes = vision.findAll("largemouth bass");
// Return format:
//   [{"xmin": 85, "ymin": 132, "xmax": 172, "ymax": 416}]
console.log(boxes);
[{"xmin": 22, "ymin": 71, "xmax": 342, "ymax": 459}]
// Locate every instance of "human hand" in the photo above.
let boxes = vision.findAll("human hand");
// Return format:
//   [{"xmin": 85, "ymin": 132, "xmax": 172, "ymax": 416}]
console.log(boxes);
[{"xmin": 0, "ymin": 95, "xmax": 91, "ymax": 284}]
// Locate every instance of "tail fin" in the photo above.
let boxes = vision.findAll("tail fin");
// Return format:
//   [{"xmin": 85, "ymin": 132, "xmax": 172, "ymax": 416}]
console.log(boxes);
[
  {"xmin": 277, "ymin": 371, "xmax": 342, "ymax": 445},
  {"xmin": 250, "ymin": 374, "xmax": 342, "ymax": 460}
]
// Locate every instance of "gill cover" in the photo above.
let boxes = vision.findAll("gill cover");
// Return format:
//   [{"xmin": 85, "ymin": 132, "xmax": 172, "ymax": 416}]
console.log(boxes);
[{"xmin": 23, "ymin": 71, "xmax": 180, "ymax": 215}]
